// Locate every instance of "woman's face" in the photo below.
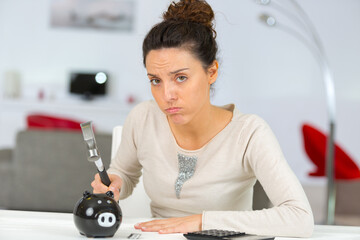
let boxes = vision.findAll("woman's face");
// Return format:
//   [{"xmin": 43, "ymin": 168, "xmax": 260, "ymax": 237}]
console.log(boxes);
[{"xmin": 146, "ymin": 48, "xmax": 218, "ymax": 126}]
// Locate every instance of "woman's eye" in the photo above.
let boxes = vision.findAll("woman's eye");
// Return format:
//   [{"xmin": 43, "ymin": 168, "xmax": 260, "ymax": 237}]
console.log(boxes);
[
  {"xmin": 150, "ymin": 79, "xmax": 160, "ymax": 86},
  {"xmin": 176, "ymin": 76, "xmax": 187, "ymax": 83}
]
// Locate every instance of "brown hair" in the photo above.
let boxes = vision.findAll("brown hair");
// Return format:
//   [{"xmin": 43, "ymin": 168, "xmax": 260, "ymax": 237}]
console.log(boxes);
[{"xmin": 142, "ymin": 0, "xmax": 218, "ymax": 70}]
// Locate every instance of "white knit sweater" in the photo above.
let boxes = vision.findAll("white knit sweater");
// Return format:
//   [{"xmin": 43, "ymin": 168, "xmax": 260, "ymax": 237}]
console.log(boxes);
[{"xmin": 108, "ymin": 100, "xmax": 314, "ymax": 237}]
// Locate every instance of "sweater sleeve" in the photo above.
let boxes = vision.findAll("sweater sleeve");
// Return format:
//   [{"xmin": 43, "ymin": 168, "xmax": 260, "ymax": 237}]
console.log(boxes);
[
  {"xmin": 107, "ymin": 104, "xmax": 143, "ymax": 200},
  {"xmin": 202, "ymin": 117, "xmax": 314, "ymax": 238}
]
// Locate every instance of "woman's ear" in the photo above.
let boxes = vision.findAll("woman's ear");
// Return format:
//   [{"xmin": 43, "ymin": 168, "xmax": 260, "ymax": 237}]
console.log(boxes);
[{"xmin": 208, "ymin": 60, "xmax": 218, "ymax": 85}]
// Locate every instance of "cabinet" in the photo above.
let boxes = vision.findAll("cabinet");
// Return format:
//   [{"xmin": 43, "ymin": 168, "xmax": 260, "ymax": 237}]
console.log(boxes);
[{"xmin": 0, "ymin": 99, "xmax": 133, "ymax": 148}]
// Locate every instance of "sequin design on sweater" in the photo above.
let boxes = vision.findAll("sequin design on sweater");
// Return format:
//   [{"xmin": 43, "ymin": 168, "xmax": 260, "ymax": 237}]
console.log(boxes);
[{"xmin": 175, "ymin": 153, "xmax": 198, "ymax": 199}]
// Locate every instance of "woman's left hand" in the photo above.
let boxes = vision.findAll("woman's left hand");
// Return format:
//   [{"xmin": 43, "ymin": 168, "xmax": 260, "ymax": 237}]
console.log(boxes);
[{"xmin": 134, "ymin": 214, "xmax": 202, "ymax": 234}]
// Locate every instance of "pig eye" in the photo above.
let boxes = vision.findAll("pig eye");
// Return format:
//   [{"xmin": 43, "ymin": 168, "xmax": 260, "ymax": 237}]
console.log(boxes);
[
  {"xmin": 86, "ymin": 208, "xmax": 94, "ymax": 216},
  {"xmin": 107, "ymin": 200, "xmax": 111, "ymax": 204},
  {"xmin": 97, "ymin": 200, "xmax": 102, "ymax": 204}
]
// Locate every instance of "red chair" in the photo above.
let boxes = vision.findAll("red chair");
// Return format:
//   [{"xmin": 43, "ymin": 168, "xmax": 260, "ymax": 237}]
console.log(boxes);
[
  {"xmin": 26, "ymin": 114, "xmax": 84, "ymax": 131},
  {"xmin": 302, "ymin": 123, "xmax": 360, "ymax": 179}
]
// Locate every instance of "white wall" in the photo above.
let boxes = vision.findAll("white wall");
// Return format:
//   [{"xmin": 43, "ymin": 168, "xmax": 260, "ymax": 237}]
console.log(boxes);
[{"xmin": 0, "ymin": 0, "xmax": 359, "ymax": 183}]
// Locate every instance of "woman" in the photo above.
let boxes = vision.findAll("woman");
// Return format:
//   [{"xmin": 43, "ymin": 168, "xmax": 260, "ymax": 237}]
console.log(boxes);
[{"xmin": 92, "ymin": 0, "xmax": 314, "ymax": 237}]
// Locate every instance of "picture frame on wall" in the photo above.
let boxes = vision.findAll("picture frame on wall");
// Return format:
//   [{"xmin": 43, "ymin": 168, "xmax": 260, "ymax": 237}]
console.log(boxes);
[{"xmin": 50, "ymin": 0, "xmax": 135, "ymax": 31}]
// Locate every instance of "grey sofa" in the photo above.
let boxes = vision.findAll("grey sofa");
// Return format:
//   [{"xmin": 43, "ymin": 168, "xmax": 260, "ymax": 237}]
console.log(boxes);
[
  {"xmin": 0, "ymin": 129, "xmax": 272, "ymax": 215},
  {"xmin": 0, "ymin": 129, "xmax": 112, "ymax": 213}
]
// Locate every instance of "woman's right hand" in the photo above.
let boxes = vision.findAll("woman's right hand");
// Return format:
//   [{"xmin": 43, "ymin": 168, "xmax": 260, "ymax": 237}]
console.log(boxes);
[{"xmin": 91, "ymin": 173, "xmax": 123, "ymax": 201}]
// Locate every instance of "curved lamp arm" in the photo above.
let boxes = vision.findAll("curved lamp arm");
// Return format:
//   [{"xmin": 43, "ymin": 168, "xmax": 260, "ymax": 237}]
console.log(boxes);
[{"xmin": 255, "ymin": 0, "xmax": 336, "ymax": 225}]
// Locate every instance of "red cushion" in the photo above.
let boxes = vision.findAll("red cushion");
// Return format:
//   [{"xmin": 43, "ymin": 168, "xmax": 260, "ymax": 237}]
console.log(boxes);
[
  {"xmin": 302, "ymin": 123, "xmax": 360, "ymax": 179},
  {"xmin": 27, "ymin": 114, "xmax": 83, "ymax": 131}
]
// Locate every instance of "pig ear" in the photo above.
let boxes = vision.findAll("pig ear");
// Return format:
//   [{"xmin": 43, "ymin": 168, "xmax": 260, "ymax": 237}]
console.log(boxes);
[
  {"xmin": 106, "ymin": 191, "xmax": 114, "ymax": 198},
  {"xmin": 83, "ymin": 190, "xmax": 91, "ymax": 198}
]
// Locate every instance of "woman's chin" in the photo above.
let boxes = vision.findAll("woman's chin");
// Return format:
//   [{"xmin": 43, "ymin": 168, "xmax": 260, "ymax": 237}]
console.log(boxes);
[{"xmin": 168, "ymin": 114, "xmax": 187, "ymax": 125}]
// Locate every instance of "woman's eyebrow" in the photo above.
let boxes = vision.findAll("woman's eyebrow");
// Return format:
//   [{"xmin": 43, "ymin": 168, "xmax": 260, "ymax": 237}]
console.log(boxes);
[
  {"xmin": 169, "ymin": 68, "xmax": 189, "ymax": 75},
  {"xmin": 147, "ymin": 68, "xmax": 189, "ymax": 78},
  {"xmin": 147, "ymin": 73, "xmax": 158, "ymax": 78}
]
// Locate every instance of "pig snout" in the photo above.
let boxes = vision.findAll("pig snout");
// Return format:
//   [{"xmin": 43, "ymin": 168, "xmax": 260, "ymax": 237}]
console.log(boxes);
[{"xmin": 97, "ymin": 212, "xmax": 116, "ymax": 227}]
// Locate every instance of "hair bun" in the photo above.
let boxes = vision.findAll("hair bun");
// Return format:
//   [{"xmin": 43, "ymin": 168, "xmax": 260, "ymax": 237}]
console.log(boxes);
[{"xmin": 163, "ymin": 0, "xmax": 215, "ymax": 30}]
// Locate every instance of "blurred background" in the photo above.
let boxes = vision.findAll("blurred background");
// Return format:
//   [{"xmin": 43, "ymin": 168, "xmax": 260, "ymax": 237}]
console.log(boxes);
[{"xmin": 0, "ymin": 0, "xmax": 359, "ymax": 223}]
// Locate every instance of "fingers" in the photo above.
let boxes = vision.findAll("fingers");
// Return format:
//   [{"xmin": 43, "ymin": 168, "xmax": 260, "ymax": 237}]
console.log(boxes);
[
  {"xmin": 134, "ymin": 214, "xmax": 202, "ymax": 234},
  {"xmin": 91, "ymin": 173, "xmax": 123, "ymax": 201},
  {"xmin": 91, "ymin": 173, "xmax": 108, "ymax": 193},
  {"xmin": 108, "ymin": 174, "xmax": 122, "ymax": 201},
  {"xmin": 135, "ymin": 220, "xmax": 185, "ymax": 233},
  {"xmin": 134, "ymin": 219, "xmax": 169, "ymax": 232}
]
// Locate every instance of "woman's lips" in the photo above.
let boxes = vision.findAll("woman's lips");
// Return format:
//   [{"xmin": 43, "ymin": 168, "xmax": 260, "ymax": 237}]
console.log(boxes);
[{"xmin": 165, "ymin": 107, "xmax": 181, "ymax": 114}]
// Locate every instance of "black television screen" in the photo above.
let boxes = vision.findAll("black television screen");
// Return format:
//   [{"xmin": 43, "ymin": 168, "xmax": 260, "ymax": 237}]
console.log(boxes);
[{"xmin": 70, "ymin": 72, "xmax": 108, "ymax": 99}]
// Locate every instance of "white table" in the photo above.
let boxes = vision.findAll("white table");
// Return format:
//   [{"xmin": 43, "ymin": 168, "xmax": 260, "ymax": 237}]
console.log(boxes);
[{"xmin": 1, "ymin": 210, "xmax": 360, "ymax": 240}]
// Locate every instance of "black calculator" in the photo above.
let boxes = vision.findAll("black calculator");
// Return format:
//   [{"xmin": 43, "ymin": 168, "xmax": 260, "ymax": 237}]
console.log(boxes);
[{"xmin": 183, "ymin": 229, "xmax": 274, "ymax": 240}]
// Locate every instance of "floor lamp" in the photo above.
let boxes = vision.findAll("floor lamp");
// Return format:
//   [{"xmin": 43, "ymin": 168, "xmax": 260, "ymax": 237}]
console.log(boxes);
[{"xmin": 254, "ymin": 0, "xmax": 336, "ymax": 225}]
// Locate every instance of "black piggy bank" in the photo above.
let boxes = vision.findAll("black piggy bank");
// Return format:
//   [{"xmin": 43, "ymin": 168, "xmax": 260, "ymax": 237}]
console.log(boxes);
[{"xmin": 73, "ymin": 190, "xmax": 122, "ymax": 238}]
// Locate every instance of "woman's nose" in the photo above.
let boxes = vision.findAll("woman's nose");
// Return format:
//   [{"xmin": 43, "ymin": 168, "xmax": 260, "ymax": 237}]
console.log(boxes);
[{"xmin": 163, "ymin": 82, "xmax": 177, "ymax": 101}]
